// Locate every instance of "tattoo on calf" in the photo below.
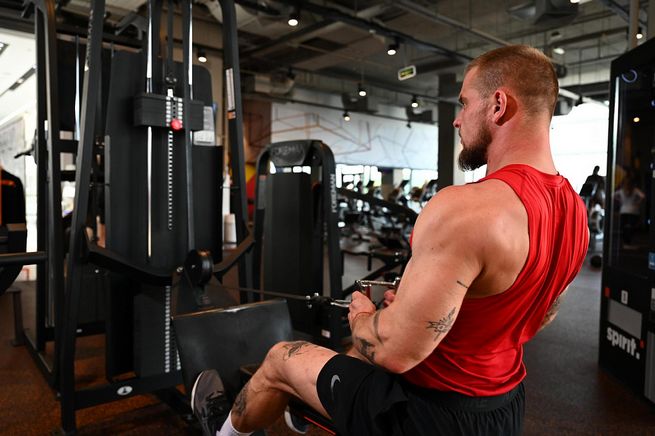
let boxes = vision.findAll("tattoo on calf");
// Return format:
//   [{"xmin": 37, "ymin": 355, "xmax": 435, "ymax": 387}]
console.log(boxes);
[
  {"xmin": 355, "ymin": 336, "xmax": 376, "ymax": 364},
  {"xmin": 282, "ymin": 341, "xmax": 315, "ymax": 361},
  {"xmin": 233, "ymin": 381, "xmax": 249, "ymax": 416},
  {"xmin": 426, "ymin": 307, "xmax": 456, "ymax": 341}
]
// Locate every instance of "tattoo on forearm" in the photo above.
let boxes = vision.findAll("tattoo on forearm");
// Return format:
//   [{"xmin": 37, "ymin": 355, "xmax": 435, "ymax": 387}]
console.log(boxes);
[
  {"xmin": 355, "ymin": 336, "xmax": 376, "ymax": 364},
  {"xmin": 456, "ymin": 280, "xmax": 469, "ymax": 289},
  {"xmin": 426, "ymin": 307, "xmax": 456, "ymax": 341},
  {"xmin": 232, "ymin": 381, "xmax": 249, "ymax": 416},
  {"xmin": 373, "ymin": 310, "xmax": 383, "ymax": 343},
  {"xmin": 282, "ymin": 341, "xmax": 315, "ymax": 361}
]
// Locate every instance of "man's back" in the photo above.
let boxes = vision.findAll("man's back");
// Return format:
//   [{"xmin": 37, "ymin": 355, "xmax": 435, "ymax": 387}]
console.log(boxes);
[{"xmin": 404, "ymin": 164, "xmax": 589, "ymax": 396}]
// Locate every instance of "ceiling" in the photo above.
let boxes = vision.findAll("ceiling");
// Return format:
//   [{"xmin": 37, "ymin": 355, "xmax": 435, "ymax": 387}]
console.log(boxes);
[{"xmin": 0, "ymin": 0, "xmax": 648, "ymax": 124}]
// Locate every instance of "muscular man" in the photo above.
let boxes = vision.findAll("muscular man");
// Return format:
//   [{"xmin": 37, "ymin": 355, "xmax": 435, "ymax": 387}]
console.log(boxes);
[{"xmin": 192, "ymin": 45, "xmax": 589, "ymax": 436}]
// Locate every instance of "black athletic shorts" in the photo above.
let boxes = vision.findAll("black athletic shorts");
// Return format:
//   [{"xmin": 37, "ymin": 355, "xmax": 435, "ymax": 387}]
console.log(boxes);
[{"xmin": 316, "ymin": 354, "xmax": 525, "ymax": 436}]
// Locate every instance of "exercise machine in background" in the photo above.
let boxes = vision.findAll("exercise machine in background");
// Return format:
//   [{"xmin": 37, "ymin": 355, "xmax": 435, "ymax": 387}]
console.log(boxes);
[{"xmin": 599, "ymin": 35, "xmax": 655, "ymax": 405}]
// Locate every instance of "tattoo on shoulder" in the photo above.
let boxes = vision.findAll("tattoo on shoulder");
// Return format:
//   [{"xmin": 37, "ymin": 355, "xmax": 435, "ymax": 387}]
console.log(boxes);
[
  {"xmin": 282, "ymin": 341, "xmax": 316, "ymax": 361},
  {"xmin": 456, "ymin": 280, "xmax": 469, "ymax": 289},
  {"xmin": 233, "ymin": 381, "xmax": 249, "ymax": 416},
  {"xmin": 426, "ymin": 307, "xmax": 457, "ymax": 341},
  {"xmin": 355, "ymin": 336, "xmax": 376, "ymax": 364}
]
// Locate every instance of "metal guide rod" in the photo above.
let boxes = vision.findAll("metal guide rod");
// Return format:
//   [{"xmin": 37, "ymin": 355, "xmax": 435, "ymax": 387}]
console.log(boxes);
[
  {"xmin": 146, "ymin": 0, "xmax": 153, "ymax": 259},
  {"xmin": 182, "ymin": 0, "xmax": 195, "ymax": 249}
]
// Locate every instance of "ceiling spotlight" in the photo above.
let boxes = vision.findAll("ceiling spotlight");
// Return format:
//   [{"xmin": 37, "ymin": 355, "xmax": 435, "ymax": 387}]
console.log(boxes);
[
  {"xmin": 550, "ymin": 30, "xmax": 562, "ymax": 41},
  {"xmin": 387, "ymin": 43, "xmax": 399, "ymax": 56},
  {"xmin": 288, "ymin": 10, "xmax": 299, "ymax": 27},
  {"xmin": 358, "ymin": 83, "xmax": 367, "ymax": 97},
  {"xmin": 569, "ymin": 0, "xmax": 579, "ymax": 3},
  {"xmin": 553, "ymin": 47, "xmax": 565, "ymax": 55},
  {"xmin": 197, "ymin": 48, "xmax": 207, "ymax": 63},
  {"xmin": 637, "ymin": 27, "xmax": 644, "ymax": 40},
  {"xmin": 343, "ymin": 111, "xmax": 351, "ymax": 122},
  {"xmin": 411, "ymin": 95, "xmax": 419, "ymax": 108},
  {"xmin": 633, "ymin": 116, "xmax": 640, "ymax": 123}
]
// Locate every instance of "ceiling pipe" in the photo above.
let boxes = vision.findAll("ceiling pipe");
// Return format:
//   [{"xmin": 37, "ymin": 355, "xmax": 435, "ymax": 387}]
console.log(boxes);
[
  {"xmin": 257, "ymin": 0, "xmax": 472, "ymax": 63},
  {"xmin": 596, "ymin": 0, "xmax": 646, "ymax": 27},
  {"xmin": 394, "ymin": 0, "xmax": 513, "ymax": 47}
]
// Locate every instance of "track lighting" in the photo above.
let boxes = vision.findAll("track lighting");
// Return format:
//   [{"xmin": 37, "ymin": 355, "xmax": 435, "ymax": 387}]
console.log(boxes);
[
  {"xmin": 553, "ymin": 47, "xmax": 565, "ymax": 55},
  {"xmin": 411, "ymin": 95, "xmax": 419, "ymax": 108},
  {"xmin": 387, "ymin": 41, "xmax": 399, "ymax": 56},
  {"xmin": 197, "ymin": 48, "xmax": 207, "ymax": 63},
  {"xmin": 343, "ymin": 111, "xmax": 351, "ymax": 121},
  {"xmin": 406, "ymin": 121, "xmax": 411, "ymax": 129},
  {"xmin": 288, "ymin": 9, "xmax": 299, "ymax": 27},
  {"xmin": 358, "ymin": 83, "xmax": 367, "ymax": 97},
  {"xmin": 637, "ymin": 27, "xmax": 644, "ymax": 40}
]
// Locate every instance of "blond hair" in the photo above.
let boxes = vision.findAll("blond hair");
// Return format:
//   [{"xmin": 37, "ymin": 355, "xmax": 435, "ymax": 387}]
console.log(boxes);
[{"xmin": 465, "ymin": 45, "xmax": 559, "ymax": 118}]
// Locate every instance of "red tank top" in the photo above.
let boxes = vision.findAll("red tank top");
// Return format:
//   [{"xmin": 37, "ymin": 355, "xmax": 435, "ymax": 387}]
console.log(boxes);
[{"xmin": 403, "ymin": 164, "xmax": 589, "ymax": 396}]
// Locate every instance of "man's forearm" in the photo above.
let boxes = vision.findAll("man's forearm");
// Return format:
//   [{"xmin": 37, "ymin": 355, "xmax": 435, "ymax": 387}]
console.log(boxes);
[{"xmin": 350, "ymin": 310, "xmax": 385, "ymax": 366}]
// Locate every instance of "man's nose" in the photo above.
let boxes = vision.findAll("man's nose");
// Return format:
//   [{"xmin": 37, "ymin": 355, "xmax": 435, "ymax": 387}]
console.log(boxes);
[{"xmin": 453, "ymin": 117, "xmax": 461, "ymax": 129}]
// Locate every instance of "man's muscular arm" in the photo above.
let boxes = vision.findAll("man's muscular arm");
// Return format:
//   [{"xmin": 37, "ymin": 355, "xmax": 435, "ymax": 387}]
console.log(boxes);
[{"xmin": 347, "ymin": 186, "xmax": 485, "ymax": 373}]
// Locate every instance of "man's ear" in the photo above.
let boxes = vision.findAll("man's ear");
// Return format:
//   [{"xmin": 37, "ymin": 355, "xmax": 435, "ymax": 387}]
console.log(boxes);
[{"xmin": 491, "ymin": 89, "xmax": 511, "ymax": 125}]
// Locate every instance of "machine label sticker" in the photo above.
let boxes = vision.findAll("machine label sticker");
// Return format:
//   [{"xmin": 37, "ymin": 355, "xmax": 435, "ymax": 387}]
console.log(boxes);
[
  {"xmin": 330, "ymin": 174, "xmax": 337, "ymax": 213},
  {"xmin": 621, "ymin": 290, "xmax": 629, "ymax": 305},
  {"xmin": 649, "ymin": 252, "xmax": 655, "ymax": 270},
  {"xmin": 226, "ymin": 68, "xmax": 235, "ymax": 111},
  {"xmin": 607, "ymin": 326, "xmax": 640, "ymax": 360}
]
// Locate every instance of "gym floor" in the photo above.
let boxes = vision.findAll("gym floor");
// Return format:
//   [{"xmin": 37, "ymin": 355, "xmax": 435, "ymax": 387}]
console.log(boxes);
[{"xmin": 1, "ymin": 254, "xmax": 654, "ymax": 435}]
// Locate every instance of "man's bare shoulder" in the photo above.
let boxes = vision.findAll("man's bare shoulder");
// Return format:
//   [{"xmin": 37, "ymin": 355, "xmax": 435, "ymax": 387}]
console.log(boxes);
[
  {"xmin": 422, "ymin": 180, "xmax": 523, "ymax": 224},
  {"xmin": 418, "ymin": 180, "xmax": 527, "ymax": 256}
]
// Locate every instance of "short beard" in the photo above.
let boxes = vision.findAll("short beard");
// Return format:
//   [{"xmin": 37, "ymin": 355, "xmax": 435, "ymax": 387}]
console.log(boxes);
[{"xmin": 458, "ymin": 124, "xmax": 492, "ymax": 171}]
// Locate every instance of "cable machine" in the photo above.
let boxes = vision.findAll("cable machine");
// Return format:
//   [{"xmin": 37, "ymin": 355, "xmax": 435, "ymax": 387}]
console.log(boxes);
[{"xmin": 18, "ymin": 0, "xmax": 227, "ymax": 432}]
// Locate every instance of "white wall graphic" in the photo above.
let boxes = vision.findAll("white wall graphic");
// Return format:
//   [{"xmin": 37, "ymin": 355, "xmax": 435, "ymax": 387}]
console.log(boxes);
[{"xmin": 271, "ymin": 102, "xmax": 439, "ymax": 170}]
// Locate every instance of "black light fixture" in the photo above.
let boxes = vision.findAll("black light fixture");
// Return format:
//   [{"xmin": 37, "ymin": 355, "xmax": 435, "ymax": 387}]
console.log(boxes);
[
  {"xmin": 410, "ymin": 95, "xmax": 419, "ymax": 108},
  {"xmin": 197, "ymin": 47, "xmax": 207, "ymax": 63},
  {"xmin": 288, "ymin": 9, "xmax": 299, "ymax": 27},
  {"xmin": 387, "ymin": 38, "xmax": 399, "ymax": 56},
  {"xmin": 637, "ymin": 27, "xmax": 644, "ymax": 40},
  {"xmin": 343, "ymin": 111, "xmax": 351, "ymax": 121},
  {"xmin": 358, "ymin": 83, "xmax": 367, "ymax": 97},
  {"xmin": 286, "ymin": 67, "xmax": 296, "ymax": 80},
  {"xmin": 406, "ymin": 121, "xmax": 412, "ymax": 129}
]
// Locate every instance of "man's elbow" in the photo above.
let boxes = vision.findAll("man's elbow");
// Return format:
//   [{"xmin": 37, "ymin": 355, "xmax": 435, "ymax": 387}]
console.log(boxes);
[{"xmin": 377, "ymin": 350, "xmax": 427, "ymax": 374}]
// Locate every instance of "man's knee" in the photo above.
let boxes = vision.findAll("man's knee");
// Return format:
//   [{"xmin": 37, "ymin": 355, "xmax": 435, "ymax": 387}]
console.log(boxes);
[{"xmin": 264, "ymin": 340, "xmax": 318, "ymax": 365}]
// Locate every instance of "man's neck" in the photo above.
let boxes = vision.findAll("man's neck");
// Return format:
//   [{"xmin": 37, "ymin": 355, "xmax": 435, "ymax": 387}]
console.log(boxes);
[{"xmin": 485, "ymin": 120, "xmax": 556, "ymax": 175}]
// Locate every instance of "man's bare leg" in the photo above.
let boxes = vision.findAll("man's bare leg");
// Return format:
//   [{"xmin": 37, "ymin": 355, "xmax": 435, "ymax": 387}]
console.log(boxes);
[{"xmin": 228, "ymin": 340, "xmax": 338, "ymax": 433}]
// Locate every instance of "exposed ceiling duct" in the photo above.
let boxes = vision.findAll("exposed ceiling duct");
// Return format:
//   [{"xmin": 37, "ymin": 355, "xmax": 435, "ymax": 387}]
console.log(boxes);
[{"xmin": 509, "ymin": 0, "xmax": 579, "ymax": 28}]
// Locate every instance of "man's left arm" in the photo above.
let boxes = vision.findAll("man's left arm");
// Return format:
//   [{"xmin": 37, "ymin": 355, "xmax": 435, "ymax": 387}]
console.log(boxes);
[{"xmin": 347, "ymin": 187, "xmax": 484, "ymax": 373}]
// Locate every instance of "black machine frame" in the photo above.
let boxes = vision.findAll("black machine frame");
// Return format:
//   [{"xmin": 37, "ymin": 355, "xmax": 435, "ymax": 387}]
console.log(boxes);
[
  {"xmin": 600, "ymin": 35, "xmax": 655, "ymax": 404},
  {"xmin": 11, "ymin": 0, "xmax": 250, "ymax": 433}
]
